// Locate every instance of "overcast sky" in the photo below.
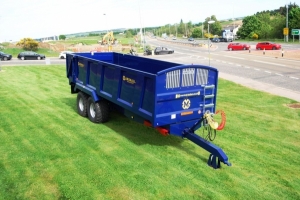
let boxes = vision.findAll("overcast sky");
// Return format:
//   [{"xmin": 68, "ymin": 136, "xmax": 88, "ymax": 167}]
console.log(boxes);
[{"xmin": 0, "ymin": 0, "xmax": 294, "ymax": 42}]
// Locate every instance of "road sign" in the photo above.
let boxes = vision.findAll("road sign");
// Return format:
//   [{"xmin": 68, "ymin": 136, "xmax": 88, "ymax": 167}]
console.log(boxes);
[
  {"xmin": 292, "ymin": 29, "xmax": 300, "ymax": 35},
  {"xmin": 283, "ymin": 28, "xmax": 289, "ymax": 35}
]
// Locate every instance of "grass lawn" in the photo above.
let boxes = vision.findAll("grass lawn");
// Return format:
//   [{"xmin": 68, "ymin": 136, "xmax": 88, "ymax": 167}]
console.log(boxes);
[{"xmin": 0, "ymin": 65, "xmax": 299, "ymax": 200}]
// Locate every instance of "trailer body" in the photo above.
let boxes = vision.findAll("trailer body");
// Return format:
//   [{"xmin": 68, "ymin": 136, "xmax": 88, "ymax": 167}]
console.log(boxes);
[{"xmin": 66, "ymin": 52, "xmax": 230, "ymax": 168}]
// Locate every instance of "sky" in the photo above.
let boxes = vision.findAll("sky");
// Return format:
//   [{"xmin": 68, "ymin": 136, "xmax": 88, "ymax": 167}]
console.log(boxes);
[{"xmin": 0, "ymin": 0, "xmax": 296, "ymax": 42}]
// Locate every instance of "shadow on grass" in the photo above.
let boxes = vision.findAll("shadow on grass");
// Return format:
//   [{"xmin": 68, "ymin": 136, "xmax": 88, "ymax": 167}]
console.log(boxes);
[
  {"xmin": 105, "ymin": 112, "xmax": 208, "ymax": 164},
  {"xmin": 61, "ymin": 97, "xmax": 208, "ymax": 164}
]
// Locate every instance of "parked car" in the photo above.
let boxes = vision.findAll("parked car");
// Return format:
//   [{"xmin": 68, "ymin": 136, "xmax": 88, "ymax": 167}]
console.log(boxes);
[
  {"xmin": 0, "ymin": 51, "xmax": 12, "ymax": 61},
  {"xmin": 59, "ymin": 51, "xmax": 73, "ymax": 59},
  {"xmin": 188, "ymin": 37, "xmax": 194, "ymax": 41},
  {"xmin": 128, "ymin": 49, "xmax": 138, "ymax": 56},
  {"xmin": 154, "ymin": 47, "xmax": 174, "ymax": 55},
  {"xmin": 211, "ymin": 38, "xmax": 220, "ymax": 43},
  {"xmin": 17, "ymin": 51, "xmax": 46, "ymax": 60},
  {"xmin": 256, "ymin": 42, "xmax": 281, "ymax": 50},
  {"xmin": 143, "ymin": 48, "xmax": 152, "ymax": 56},
  {"xmin": 228, "ymin": 43, "xmax": 250, "ymax": 51}
]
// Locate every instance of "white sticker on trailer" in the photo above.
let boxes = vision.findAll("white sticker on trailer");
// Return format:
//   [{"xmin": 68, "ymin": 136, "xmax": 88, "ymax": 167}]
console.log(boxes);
[{"xmin": 171, "ymin": 114, "xmax": 176, "ymax": 119}]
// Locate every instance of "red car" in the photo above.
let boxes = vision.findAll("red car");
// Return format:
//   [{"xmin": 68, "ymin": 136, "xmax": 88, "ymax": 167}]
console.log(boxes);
[
  {"xmin": 228, "ymin": 43, "xmax": 250, "ymax": 51},
  {"xmin": 256, "ymin": 42, "xmax": 281, "ymax": 50}
]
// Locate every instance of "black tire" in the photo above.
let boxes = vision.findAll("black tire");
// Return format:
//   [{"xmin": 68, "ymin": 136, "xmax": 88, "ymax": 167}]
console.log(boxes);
[
  {"xmin": 272, "ymin": 47, "xmax": 276, "ymax": 50},
  {"xmin": 3, "ymin": 57, "xmax": 7, "ymax": 61},
  {"xmin": 257, "ymin": 48, "xmax": 261, "ymax": 50},
  {"xmin": 243, "ymin": 47, "xmax": 246, "ymax": 50},
  {"xmin": 21, "ymin": 56, "xmax": 25, "ymax": 60},
  {"xmin": 87, "ymin": 97, "xmax": 109, "ymax": 123},
  {"xmin": 77, "ymin": 92, "xmax": 88, "ymax": 117},
  {"xmin": 37, "ymin": 56, "xmax": 41, "ymax": 60}
]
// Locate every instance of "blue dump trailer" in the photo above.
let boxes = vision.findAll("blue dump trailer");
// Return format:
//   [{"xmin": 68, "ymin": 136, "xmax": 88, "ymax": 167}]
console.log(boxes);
[{"xmin": 66, "ymin": 52, "xmax": 231, "ymax": 169}]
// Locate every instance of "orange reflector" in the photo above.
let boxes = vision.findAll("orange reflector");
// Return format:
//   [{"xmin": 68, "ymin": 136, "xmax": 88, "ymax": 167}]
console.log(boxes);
[
  {"xmin": 181, "ymin": 111, "xmax": 193, "ymax": 116},
  {"xmin": 143, "ymin": 120, "xmax": 152, "ymax": 127},
  {"xmin": 156, "ymin": 127, "xmax": 169, "ymax": 136}
]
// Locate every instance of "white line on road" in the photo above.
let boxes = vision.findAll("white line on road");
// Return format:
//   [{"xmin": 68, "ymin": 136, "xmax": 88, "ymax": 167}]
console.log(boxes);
[
  {"xmin": 290, "ymin": 77, "xmax": 299, "ymax": 80},
  {"xmin": 253, "ymin": 60, "xmax": 286, "ymax": 66},
  {"xmin": 265, "ymin": 71, "xmax": 272, "ymax": 73},
  {"xmin": 224, "ymin": 56, "xmax": 245, "ymax": 59},
  {"xmin": 254, "ymin": 68, "xmax": 260, "ymax": 71},
  {"xmin": 275, "ymin": 73, "xmax": 283, "ymax": 76}
]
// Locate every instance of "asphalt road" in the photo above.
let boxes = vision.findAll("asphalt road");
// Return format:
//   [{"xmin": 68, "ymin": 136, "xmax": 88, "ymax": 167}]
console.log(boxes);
[
  {"xmin": 145, "ymin": 37, "xmax": 300, "ymax": 101},
  {"xmin": 0, "ymin": 58, "xmax": 65, "ymax": 66}
]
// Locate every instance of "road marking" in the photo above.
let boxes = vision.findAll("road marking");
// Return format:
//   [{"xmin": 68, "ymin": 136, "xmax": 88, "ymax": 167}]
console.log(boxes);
[
  {"xmin": 265, "ymin": 71, "xmax": 272, "ymax": 73},
  {"xmin": 236, "ymin": 64, "xmax": 241, "ymax": 66},
  {"xmin": 253, "ymin": 60, "xmax": 286, "ymax": 66},
  {"xmin": 290, "ymin": 76, "xmax": 299, "ymax": 80},
  {"xmin": 254, "ymin": 68, "xmax": 260, "ymax": 71},
  {"xmin": 245, "ymin": 66, "xmax": 250, "ymax": 68},
  {"xmin": 275, "ymin": 73, "xmax": 283, "ymax": 76},
  {"xmin": 224, "ymin": 56, "xmax": 245, "ymax": 59}
]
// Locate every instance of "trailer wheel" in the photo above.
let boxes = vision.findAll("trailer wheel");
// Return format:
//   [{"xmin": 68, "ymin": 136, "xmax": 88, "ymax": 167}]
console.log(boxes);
[
  {"xmin": 77, "ymin": 92, "xmax": 88, "ymax": 117},
  {"xmin": 87, "ymin": 97, "xmax": 109, "ymax": 123}
]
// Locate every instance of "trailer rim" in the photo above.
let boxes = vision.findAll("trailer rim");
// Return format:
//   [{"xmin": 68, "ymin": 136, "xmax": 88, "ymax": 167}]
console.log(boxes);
[
  {"xmin": 87, "ymin": 97, "xmax": 110, "ymax": 123},
  {"xmin": 89, "ymin": 101, "xmax": 96, "ymax": 118},
  {"xmin": 77, "ymin": 92, "xmax": 88, "ymax": 117}
]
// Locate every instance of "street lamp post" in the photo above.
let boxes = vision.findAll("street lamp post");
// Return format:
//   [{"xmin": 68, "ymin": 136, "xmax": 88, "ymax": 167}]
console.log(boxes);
[
  {"xmin": 202, "ymin": 22, "xmax": 204, "ymax": 39},
  {"xmin": 286, "ymin": 4, "xmax": 289, "ymax": 42},
  {"xmin": 208, "ymin": 20, "xmax": 215, "ymax": 66}
]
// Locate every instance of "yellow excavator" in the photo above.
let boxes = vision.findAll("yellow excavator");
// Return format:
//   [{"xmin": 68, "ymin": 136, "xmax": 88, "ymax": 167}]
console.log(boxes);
[{"xmin": 99, "ymin": 31, "xmax": 115, "ymax": 51}]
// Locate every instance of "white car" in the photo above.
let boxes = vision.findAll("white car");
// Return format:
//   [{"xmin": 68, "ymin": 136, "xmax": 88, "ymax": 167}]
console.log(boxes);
[{"xmin": 59, "ymin": 51, "xmax": 73, "ymax": 59}]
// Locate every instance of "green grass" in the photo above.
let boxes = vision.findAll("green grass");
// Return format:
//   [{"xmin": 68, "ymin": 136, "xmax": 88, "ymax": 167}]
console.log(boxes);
[{"xmin": 0, "ymin": 65, "xmax": 299, "ymax": 200}]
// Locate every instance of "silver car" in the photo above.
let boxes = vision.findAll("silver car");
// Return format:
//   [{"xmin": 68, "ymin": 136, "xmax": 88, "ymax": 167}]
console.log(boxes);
[{"xmin": 59, "ymin": 51, "xmax": 73, "ymax": 59}]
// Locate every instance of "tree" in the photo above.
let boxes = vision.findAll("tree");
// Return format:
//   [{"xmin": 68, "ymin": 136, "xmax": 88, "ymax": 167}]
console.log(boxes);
[
  {"xmin": 59, "ymin": 35, "xmax": 66, "ymax": 40},
  {"xmin": 204, "ymin": 15, "xmax": 222, "ymax": 36},
  {"xmin": 256, "ymin": 13, "xmax": 272, "ymax": 39},
  {"xmin": 237, "ymin": 16, "xmax": 261, "ymax": 39},
  {"xmin": 178, "ymin": 19, "xmax": 185, "ymax": 35},
  {"xmin": 16, "ymin": 38, "xmax": 39, "ymax": 51},
  {"xmin": 125, "ymin": 30, "xmax": 133, "ymax": 38},
  {"xmin": 269, "ymin": 13, "xmax": 285, "ymax": 38},
  {"xmin": 289, "ymin": 7, "xmax": 300, "ymax": 31},
  {"xmin": 191, "ymin": 27, "xmax": 202, "ymax": 38}
]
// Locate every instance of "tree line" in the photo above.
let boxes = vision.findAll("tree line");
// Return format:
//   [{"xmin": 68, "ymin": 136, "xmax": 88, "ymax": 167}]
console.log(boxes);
[{"xmin": 145, "ymin": 2, "xmax": 299, "ymax": 40}]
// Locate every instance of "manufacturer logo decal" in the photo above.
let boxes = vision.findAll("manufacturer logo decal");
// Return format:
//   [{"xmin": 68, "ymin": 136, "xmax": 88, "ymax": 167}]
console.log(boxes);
[
  {"xmin": 175, "ymin": 91, "xmax": 200, "ymax": 99},
  {"xmin": 182, "ymin": 99, "xmax": 191, "ymax": 110},
  {"xmin": 78, "ymin": 62, "xmax": 84, "ymax": 67},
  {"xmin": 123, "ymin": 76, "xmax": 136, "ymax": 84}
]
